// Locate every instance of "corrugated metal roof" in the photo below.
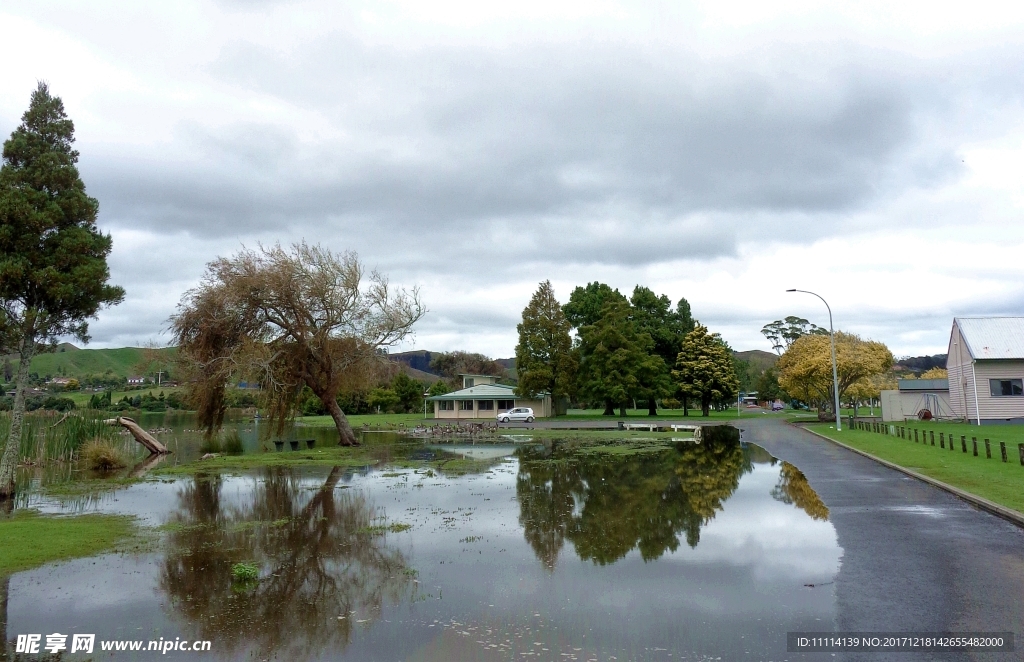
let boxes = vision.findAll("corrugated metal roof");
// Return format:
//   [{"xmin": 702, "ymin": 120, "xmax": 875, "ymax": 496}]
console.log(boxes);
[
  {"xmin": 956, "ymin": 317, "xmax": 1024, "ymax": 360},
  {"xmin": 427, "ymin": 383, "xmax": 518, "ymax": 400},
  {"xmin": 898, "ymin": 379, "xmax": 949, "ymax": 391}
]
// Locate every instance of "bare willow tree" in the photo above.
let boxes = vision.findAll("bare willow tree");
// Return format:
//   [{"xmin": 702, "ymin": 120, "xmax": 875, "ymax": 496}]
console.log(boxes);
[{"xmin": 171, "ymin": 243, "xmax": 424, "ymax": 446}]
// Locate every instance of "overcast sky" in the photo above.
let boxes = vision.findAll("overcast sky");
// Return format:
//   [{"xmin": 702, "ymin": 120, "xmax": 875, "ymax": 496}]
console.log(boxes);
[{"xmin": 2, "ymin": 0, "xmax": 1023, "ymax": 358}]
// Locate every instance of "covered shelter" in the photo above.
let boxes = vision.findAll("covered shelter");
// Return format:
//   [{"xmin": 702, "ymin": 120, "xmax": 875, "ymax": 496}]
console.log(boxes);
[
  {"xmin": 427, "ymin": 374, "xmax": 552, "ymax": 419},
  {"xmin": 947, "ymin": 317, "xmax": 1024, "ymax": 424},
  {"xmin": 880, "ymin": 379, "xmax": 953, "ymax": 421}
]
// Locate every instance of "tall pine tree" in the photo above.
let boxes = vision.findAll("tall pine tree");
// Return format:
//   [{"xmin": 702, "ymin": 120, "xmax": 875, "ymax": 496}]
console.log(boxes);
[
  {"xmin": 515, "ymin": 281, "xmax": 575, "ymax": 412},
  {"xmin": 0, "ymin": 83, "xmax": 124, "ymax": 498}
]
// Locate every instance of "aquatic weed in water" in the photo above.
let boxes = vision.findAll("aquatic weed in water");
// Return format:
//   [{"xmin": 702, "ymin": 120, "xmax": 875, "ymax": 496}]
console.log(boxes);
[{"xmin": 231, "ymin": 562, "xmax": 259, "ymax": 582}]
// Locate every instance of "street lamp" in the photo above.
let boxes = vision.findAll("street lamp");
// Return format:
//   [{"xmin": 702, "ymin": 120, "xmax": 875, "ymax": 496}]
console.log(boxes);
[{"xmin": 786, "ymin": 289, "xmax": 841, "ymax": 431}]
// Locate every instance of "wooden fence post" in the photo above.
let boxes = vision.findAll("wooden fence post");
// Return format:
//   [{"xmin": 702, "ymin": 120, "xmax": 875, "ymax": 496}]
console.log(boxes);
[
  {"xmin": 961, "ymin": 436, "xmax": 968, "ymax": 453},
  {"xmin": 1019, "ymin": 443, "xmax": 1024, "ymax": 466},
  {"xmin": 930, "ymin": 431, "xmax": 935, "ymax": 446},
  {"xmin": 914, "ymin": 429, "xmax": 919, "ymax": 443},
  {"xmin": 985, "ymin": 439, "xmax": 991, "ymax": 459},
  {"xmin": 1000, "ymin": 441, "xmax": 1007, "ymax": 463},
  {"xmin": 939, "ymin": 433, "xmax": 945, "ymax": 449},
  {"xmin": 972, "ymin": 437, "xmax": 978, "ymax": 456}
]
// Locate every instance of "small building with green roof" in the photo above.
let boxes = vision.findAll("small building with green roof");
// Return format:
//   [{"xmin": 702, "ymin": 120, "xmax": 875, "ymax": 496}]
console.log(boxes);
[{"xmin": 426, "ymin": 374, "xmax": 551, "ymax": 419}]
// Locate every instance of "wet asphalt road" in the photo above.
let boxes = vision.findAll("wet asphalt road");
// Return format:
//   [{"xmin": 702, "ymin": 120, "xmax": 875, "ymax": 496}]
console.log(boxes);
[{"xmin": 739, "ymin": 417, "xmax": 1024, "ymax": 662}]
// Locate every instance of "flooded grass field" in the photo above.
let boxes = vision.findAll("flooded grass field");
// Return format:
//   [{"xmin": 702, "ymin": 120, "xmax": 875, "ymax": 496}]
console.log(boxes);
[{"xmin": 3, "ymin": 416, "xmax": 842, "ymax": 660}]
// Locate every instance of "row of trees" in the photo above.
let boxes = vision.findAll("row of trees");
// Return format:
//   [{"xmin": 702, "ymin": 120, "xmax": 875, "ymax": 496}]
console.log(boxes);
[{"xmin": 515, "ymin": 281, "xmax": 740, "ymax": 416}]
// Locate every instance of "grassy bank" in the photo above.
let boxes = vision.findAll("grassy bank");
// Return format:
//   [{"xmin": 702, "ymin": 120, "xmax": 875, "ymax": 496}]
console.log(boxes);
[
  {"xmin": 806, "ymin": 423, "xmax": 1024, "ymax": 514},
  {"xmin": 0, "ymin": 510, "xmax": 140, "ymax": 574},
  {"xmin": 867, "ymin": 420, "xmax": 1024, "ymax": 446},
  {"xmin": 297, "ymin": 408, "xmax": 761, "ymax": 428}
]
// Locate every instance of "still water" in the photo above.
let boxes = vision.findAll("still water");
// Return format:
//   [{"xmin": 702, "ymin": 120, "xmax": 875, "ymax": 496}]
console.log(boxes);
[{"xmin": 8, "ymin": 423, "xmax": 841, "ymax": 661}]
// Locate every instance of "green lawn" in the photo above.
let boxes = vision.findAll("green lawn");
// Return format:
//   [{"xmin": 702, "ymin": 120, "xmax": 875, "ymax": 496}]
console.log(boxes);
[
  {"xmin": 806, "ymin": 423, "xmax": 1024, "ymax": 514},
  {"xmin": 0, "ymin": 510, "xmax": 140, "ymax": 574},
  {"xmin": 298, "ymin": 413, "xmax": 434, "ymax": 427},
  {"xmin": 864, "ymin": 419, "xmax": 1024, "ymax": 446},
  {"xmin": 561, "ymin": 407, "xmax": 750, "ymax": 420}
]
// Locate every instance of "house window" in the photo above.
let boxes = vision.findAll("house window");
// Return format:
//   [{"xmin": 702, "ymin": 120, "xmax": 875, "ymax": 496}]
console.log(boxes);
[
  {"xmin": 497, "ymin": 400, "xmax": 514, "ymax": 410},
  {"xmin": 465, "ymin": 378, "xmax": 474, "ymax": 387},
  {"xmin": 989, "ymin": 379, "xmax": 1024, "ymax": 396},
  {"xmin": 477, "ymin": 400, "xmax": 494, "ymax": 410},
  {"xmin": 459, "ymin": 400, "xmax": 474, "ymax": 411},
  {"xmin": 437, "ymin": 400, "xmax": 453, "ymax": 411}
]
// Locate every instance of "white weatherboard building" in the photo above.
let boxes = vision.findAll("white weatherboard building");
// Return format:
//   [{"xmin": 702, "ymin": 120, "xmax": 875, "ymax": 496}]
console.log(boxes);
[
  {"xmin": 947, "ymin": 317, "xmax": 1024, "ymax": 424},
  {"xmin": 426, "ymin": 374, "xmax": 552, "ymax": 420}
]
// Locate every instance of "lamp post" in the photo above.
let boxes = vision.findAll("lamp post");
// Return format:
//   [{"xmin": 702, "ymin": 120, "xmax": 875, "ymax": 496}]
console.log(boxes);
[{"xmin": 786, "ymin": 289, "xmax": 841, "ymax": 431}]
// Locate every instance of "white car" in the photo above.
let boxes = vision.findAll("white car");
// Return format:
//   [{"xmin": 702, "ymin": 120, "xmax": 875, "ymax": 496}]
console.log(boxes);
[{"xmin": 497, "ymin": 407, "xmax": 535, "ymax": 423}]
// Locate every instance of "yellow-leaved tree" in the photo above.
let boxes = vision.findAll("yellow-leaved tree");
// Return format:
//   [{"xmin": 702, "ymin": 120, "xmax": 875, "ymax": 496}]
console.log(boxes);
[{"xmin": 777, "ymin": 331, "xmax": 893, "ymax": 414}]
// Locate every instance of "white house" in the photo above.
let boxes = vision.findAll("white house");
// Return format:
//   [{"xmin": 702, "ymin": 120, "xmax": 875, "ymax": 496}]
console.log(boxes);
[
  {"xmin": 426, "ymin": 374, "xmax": 552, "ymax": 419},
  {"xmin": 947, "ymin": 317, "xmax": 1024, "ymax": 424}
]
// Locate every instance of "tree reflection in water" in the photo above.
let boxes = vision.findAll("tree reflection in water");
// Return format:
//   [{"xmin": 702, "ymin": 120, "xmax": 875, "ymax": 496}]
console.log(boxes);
[
  {"xmin": 517, "ymin": 426, "xmax": 754, "ymax": 568},
  {"xmin": 771, "ymin": 462, "xmax": 830, "ymax": 521},
  {"xmin": 160, "ymin": 466, "xmax": 413, "ymax": 660}
]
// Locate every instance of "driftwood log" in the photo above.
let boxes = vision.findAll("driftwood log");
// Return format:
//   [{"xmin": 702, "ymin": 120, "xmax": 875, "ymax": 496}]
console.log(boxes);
[{"xmin": 104, "ymin": 416, "xmax": 170, "ymax": 455}]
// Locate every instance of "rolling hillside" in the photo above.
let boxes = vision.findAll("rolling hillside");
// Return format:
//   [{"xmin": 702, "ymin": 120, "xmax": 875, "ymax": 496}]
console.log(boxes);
[{"xmin": 22, "ymin": 345, "xmax": 177, "ymax": 379}]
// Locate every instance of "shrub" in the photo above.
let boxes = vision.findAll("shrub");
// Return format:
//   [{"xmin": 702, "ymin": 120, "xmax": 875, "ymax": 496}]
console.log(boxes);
[{"xmin": 81, "ymin": 439, "xmax": 128, "ymax": 471}]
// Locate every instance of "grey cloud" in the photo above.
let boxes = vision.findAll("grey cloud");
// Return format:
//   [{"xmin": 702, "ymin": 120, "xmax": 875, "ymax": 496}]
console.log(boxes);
[{"xmin": 82, "ymin": 37, "xmax": 975, "ymax": 259}]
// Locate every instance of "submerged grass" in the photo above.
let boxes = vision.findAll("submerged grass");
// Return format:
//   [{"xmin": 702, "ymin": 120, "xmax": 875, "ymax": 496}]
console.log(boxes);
[
  {"xmin": 0, "ymin": 509, "xmax": 141, "ymax": 575},
  {"xmin": 154, "ymin": 445, "xmax": 386, "ymax": 475},
  {"xmin": 38, "ymin": 475, "xmax": 142, "ymax": 499},
  {"xmin": 359, "ymin": 521, "xmax": 413, "ymax": 535},
  {"xmin": 806, "ymin": 423, "xmax": 1024, "ymax": 514}
]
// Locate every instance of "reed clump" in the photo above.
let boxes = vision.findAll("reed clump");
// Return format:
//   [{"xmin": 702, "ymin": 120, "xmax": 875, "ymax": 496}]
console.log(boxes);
[
  {"xmin": 222, "ymin": 430, "xmax": 244, "ymax": 455},
  {"xmin": 81, "ymin": 438, "xmax": 129, "ymax": 471}
]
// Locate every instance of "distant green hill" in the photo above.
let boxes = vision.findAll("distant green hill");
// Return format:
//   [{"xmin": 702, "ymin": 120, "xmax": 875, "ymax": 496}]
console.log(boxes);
[
  {"xmin": 24, "ymin": 345, "xmax": 177, "ymax": 380},
  {"xmin": 733, "ymin": 349, "xmax": 778, "ymax": 374}
]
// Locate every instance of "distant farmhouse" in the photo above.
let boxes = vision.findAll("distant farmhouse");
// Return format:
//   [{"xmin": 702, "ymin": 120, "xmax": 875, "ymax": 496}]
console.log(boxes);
[
  {"xmin": 947, "ymin": 317, "xmax": 1024, "ymax": 424},
  {"xmin": 427, "ymin": 374, "xmax": 551, "ymax": 420}
]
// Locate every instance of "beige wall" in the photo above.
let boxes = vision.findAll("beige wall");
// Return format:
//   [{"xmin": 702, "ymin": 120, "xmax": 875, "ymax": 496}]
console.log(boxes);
[
  {"xmin": 961, "ymin": 360, "xmax": 1024, "ymax": 423},
  {"xmin": 947, "ymin": 321, "xmax": 973, "ymax": 420}
]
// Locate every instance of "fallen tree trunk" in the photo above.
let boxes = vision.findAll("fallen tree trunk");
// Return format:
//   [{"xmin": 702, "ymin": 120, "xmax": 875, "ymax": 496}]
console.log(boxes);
[{"xmin": 104, "ymin": 417, "xmax": 170, "ymax": 455}]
